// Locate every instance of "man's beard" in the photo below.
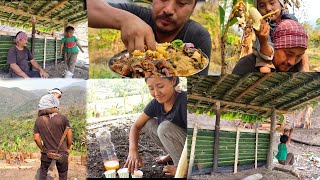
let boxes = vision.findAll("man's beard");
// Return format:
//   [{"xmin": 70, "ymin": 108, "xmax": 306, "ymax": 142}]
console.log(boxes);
[{"xmin": 156, "ymin": 26, "xmax": 178, "ymax": 34}]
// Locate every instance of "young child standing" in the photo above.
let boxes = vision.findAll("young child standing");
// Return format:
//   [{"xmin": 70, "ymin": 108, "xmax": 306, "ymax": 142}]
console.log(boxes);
[
  {"xmin": 253, "ymin": 0, "xmax": 309, "ymax": 73},
  {"xmin": 276, "ymin": 134, "xmax": 294, "ymax": 165},
  {"xmin": 60, "ymin": 26, "xmax": 84, "ymax": 75}
]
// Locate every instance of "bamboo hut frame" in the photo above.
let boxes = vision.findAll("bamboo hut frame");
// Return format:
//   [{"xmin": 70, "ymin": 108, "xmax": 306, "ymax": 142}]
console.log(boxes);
[
  {"xmin": 186, "ymin": 73, "xmax": 320, "ymax": 176},
  {"xmin": 0, "ymin": 1, "xmax": 87, "ymax": 68}
]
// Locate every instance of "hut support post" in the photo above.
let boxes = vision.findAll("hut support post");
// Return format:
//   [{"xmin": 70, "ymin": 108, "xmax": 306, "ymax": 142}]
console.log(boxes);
[
  {"xmin": 267, "ymin": 107, "xmax": 276, "ymax": 170},
  {"xmin": 175, "ymin": 139, "xmax": 188, "ymax": 178},
  {"xmin": 55, "ymin": 36, "xmax": 58, "ymax": 65},
  {"xmin": 31, "ymin": 16, "xmax": 36, "ymax": 55},
  {"xmin": 255, "ymin": 122, "xmax": 259, "ymax": 169},
  {"xmin": 234, "ymin": 126, "xmax": 240, "ymax": 174},
  {"xmin": 43, "ymin": 36, "xmax": 47, "ymax": 69},
  {"xmin": 187, "ymin": 124, "xmax": 198, "ymax": 178},
  {"xmin": 212, "ymin": 101, "xmax": 220, "ymax": 174}
]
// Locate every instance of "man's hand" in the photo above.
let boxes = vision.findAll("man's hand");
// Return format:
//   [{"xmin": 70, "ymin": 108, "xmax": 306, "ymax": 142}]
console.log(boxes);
[
  {"xmin": 120, "ymin": 15, "xmax": 156, "ymax": 53},
  {"xmin": 67, "ymin": 148, "xmax": 70, "ymax": 155},
  {"xmin": 124, "ymin": 149, "xmax": 143, "ymax": 173},
  {"xmin": 255, "ymin": 20, "xmax": 270, "ymax": 43},
  {"xmin": 39, "ymin": 70, "xmax": 49, "ymax": 78}
]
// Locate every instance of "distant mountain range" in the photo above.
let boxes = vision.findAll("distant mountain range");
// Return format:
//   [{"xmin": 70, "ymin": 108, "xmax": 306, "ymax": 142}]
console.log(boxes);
[{"xmin": 0, "ymin": 83, "xmax": 86, "ymax": 119}]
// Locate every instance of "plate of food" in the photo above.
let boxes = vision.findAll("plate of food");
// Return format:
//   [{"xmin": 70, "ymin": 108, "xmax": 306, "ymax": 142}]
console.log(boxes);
[{"xmin": 109, "ymin": 40, "xmax": 209, "ymax": 77}]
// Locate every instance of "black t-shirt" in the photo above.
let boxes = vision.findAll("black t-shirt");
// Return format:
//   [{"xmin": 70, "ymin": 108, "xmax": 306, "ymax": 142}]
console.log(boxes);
[
  {"xmin": 144, "ymin": 91, "xmax": 187, "ymax": 131},
  {"xmin": 111, "ymin": 3, "xmax": 212, "ymax": 75},
  {"xmin": 232, "ymin": 53, "xmax": 301, "ymax": 75},
  {"xmin": 7, "ymin": 46, "xmax": 33, "ymax": 72}
]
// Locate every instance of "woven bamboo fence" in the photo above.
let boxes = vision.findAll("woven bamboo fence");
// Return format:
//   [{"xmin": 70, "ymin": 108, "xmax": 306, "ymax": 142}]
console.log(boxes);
[
  {"xmin": 0, "ymin": 34, "xmax": 63, "ymax": 69},
  {"xmin": 187, "ymin": 127, "xmax": 270, "ymax": 174}
]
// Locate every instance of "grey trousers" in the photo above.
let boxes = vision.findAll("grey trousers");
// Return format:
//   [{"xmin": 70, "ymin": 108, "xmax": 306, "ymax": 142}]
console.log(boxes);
[
  {"xmin": 64, "ymin": 52, "xmax": 78, "ymax": 73},
  {"xmin": 142, "ymin": 119, "xmax": 186, "ymax": 166},
  {"xmin": 278, "ymin": 153, "xmax": 294, "ymax": 165}
]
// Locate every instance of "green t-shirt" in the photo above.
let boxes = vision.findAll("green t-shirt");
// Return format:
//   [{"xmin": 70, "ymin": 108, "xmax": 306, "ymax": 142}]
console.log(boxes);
[
  {"xmin": 61, "ymin": 36, "xmax": 79, "ymax": 53},
  {"xmin": 276, "ymin": 143, "xmax": 287, "ymax": 161}
]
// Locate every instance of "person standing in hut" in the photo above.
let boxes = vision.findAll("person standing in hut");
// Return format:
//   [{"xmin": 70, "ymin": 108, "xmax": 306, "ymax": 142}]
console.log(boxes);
[{"xmin": 60, "ymin": 26, "xmax": 84, "ymax": 76}]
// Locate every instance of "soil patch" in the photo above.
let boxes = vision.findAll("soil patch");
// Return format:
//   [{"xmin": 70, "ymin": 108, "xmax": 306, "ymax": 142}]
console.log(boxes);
[
  {"xmin": 0, "ymin": 158, "xmax": 86, "ymax": 180},
  {"xmin": 0, "ymin": 61, "xmax": 88, "ymax": 79},
  {"xmin": 87, "ymin": 118, "xmax": 168, "ymax": 178},
  {"xmin": 192, "ymin": 167, "xmax": 298, "ymax": 180}
]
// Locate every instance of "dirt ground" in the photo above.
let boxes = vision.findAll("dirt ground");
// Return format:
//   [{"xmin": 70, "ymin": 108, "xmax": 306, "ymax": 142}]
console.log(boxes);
[
  {"xmin": 87, "ymin": 118, "xmax": 168, "ymax": 178},
  {"xmin": 273, "ymin": 131, "xmax": 320, "ymax": 180},
  {"xmin": 0, "ymin": 61, "xmax": 88, "ymax": 79},
  {"xmin": 0, "ymin": 157, "xmax": 86, "ymax": 180},
  {"xmin": 192, "ymin": 167, "xmax": 298, "ymax": 180}
]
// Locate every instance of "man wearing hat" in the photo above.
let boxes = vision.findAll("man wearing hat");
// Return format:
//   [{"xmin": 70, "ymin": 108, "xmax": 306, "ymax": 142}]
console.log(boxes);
[
  {"xmin": 7, "ymin": 31, "xmax": 49, "ymax": 79},
  {"xmin": 34, "ymin": 88, "xmax": 72, "ymax": 180},
  {"xmin": 233, "ymin": 19, "xmax": 309, "ymax": 75}
]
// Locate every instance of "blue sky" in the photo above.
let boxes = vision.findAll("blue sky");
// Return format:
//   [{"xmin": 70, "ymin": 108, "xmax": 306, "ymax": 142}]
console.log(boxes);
[
  {"xmin": 294, "ymin": 0, "xmax": 320, "ymax": 26},
  {"xmin": 0, "ymin": 79, "xmax": 86, "ymax": 90}
]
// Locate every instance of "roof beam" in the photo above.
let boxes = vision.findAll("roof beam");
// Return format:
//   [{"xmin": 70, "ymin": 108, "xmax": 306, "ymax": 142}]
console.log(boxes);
[
  {"xmin": 286, "ymin": 94, "xmax": 320, "ymax": 111},
  {"xmin": 27, "ymin": 1, "xmax": 38, "ymax": 12},
  {"xmin": 0, "ymin": 5, "xmax": 74, "ymax": 27},
  {"xmin": 190, "ymin": 75, "xmax": 206, "ymax": 92},
  {"xmin": 59, "ymin": 8, "xmax": 85, "ymax": 21},
  {"xmin": 37, "ymin": 1, "xmax": 56, "ymax": 15},
  {"xmin": 277, "ymin": 88, "xmax": 320, "ymax": 109},
  {"xmin": 260, "ymin": 76, "xmax": 320, "ymax": 107},
  {"xmin": 190, "ymin": 76, "xmax": 207, "ymax": 112},
  {"xmin": 8, "ymin": 12, "xmax": 14, "ymax": 21},
  {"xmin": 67, "ymin": 14, "xmax": 87, "ymax": 24},
  {"xmin": 247, "ymin": 73, "xmax": 298, "ymax": 106},
  {"xmin": 188, "ymin": 94, "xmax": 288, "ymax": 114},
  {"xmin": 220, "ymin": 73, "xmax": 273, "ymax": 112},
  {"xmin": 17, "ymin": 1, "xmax": 23, "ymax": 9},
  {"xmin": 222, "ymin": 73, "xmax": 251, "ymax": 99},
  {"xmin": 16, "ymin": 14, "xmax": 23, "ymax": 21},
  {"xmin": 52, "ymin": 3, "xmax": 82, "ymax": 19},
  {"xmin": 207, "ymin": 74, "xmax": 228, "ymax": 95},
  {"xmin": 44, "ymin": 0, "xmax": 68, "ymax": 17}
]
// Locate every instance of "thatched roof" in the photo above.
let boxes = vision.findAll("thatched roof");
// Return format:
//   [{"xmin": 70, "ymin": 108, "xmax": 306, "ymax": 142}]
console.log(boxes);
[
  {"xmin": 0, "ymin": 1, "xmax": 87, "ymax": 32},
  {"xmin": 187, "ymin": 73, "xmax": 320, "ymax": 119}
]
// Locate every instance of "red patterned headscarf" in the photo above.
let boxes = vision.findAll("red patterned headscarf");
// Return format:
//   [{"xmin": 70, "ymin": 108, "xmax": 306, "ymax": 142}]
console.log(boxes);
[
  {"xmin": 15, "ymin": 31, "xmax": 28, "ymax": 43},
  {"xmin": 272, "ymin": 19, "xmax": 308, "ymax": 49}
]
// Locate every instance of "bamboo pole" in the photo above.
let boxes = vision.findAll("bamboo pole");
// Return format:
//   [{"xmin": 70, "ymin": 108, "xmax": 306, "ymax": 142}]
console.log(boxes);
[
  {"xmin": 221, "ymin": 73, "xmax": 273, "ymax": 112},
  {"xmin": 55, "ymin": 36, "xmax": 58, "ymax": 66},
  {"xmin": 267, "ymin": 107, "xmax": 276, "ymax": 170},
  {"xmin": 43, "ymin": 36, "xmax": 47, "ymax": 69},
  {"xmin": 212, "ymin": 102, "xmax": 220, "ymax": 174},
  {"xmin": 187, "ymin": 124, "xmax": 198, "ymax": 178},
  {"xmin": 188, "ymin": 94, "xmax": 288, "ymax": 114},
  {"xmin": 255, "ymin": 122, "xmax": 259, "ymax": 169},
  {"xmin": 31, "ymin": 16, "xmax": 36, "ymax": 55},
  {"xmin": 175, "ymin": 139, "xmax": 188, "ymax": 178},
  {"xmin": 234, "ymin": 126, "xmax": 240, "ymax": 174},
  {"xmin": 44, "ymin": 0, "xmax": 68, "ymax": 16}
]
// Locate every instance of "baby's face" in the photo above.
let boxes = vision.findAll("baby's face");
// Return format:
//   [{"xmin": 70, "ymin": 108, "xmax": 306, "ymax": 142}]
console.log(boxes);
[{"xmin": 257, "ymin": 0, "xmax": 282, "ymax": 22}]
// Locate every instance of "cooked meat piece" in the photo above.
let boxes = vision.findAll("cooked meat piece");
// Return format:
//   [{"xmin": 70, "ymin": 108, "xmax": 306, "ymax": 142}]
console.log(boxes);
[
  {"xmin": 121, "ymin": 65, "xmax": 131, "ymax": 76},
  {"xmin": 142, "ymin": 60, "xmax": 157, "ymax": 72}
]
